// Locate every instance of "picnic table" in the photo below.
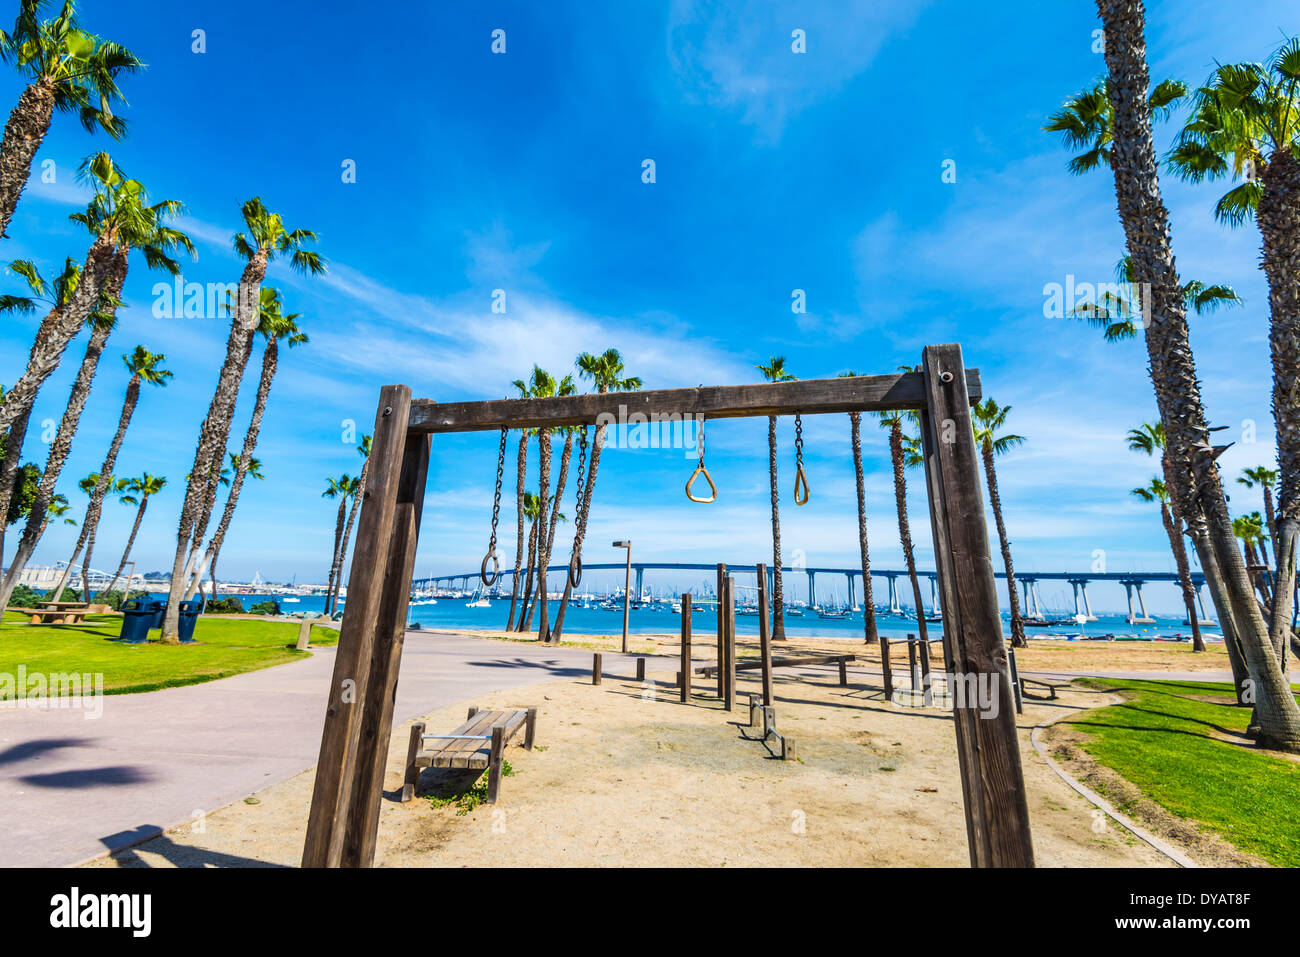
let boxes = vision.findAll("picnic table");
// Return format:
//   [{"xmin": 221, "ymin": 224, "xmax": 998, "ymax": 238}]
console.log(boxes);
[{"xmin": 15, "ymin": 601, "xmax": 90, "ymax": 625}]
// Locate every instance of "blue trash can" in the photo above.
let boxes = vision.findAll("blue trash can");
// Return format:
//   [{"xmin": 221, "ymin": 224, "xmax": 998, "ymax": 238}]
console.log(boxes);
[
  {"xmin": 148, "ymin": 599, "xmax": 165, "ymax": 629},
  {"xmin": 118, "ymin": 599, "xmax": 154, "ymax": 643},
  {"xmin": 177, "ymin": 600, "xmax": 202, "ymax": 644}
]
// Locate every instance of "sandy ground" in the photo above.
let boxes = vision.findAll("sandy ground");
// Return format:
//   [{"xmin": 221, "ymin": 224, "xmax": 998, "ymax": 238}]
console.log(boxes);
[{"xmin": 87, "ymin": 645, "xmax": 1177, "ymax": 868}]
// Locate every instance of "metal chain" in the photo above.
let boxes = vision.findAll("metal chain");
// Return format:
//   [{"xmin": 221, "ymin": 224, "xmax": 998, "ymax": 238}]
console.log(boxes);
[
  {"xmin": 574, "ymin": 426, "xmax": 589, "ymax": 527},
  {"xmin": 480, "ymin": 427, "xmax": 507, "ymax": 586},
  {"xmin": 697, "ymin": 417, "xmax": 707, "ymax": 467},
  {"xmin": 794, "ymin": 413, "xmax": 804, "ymax": 468}
]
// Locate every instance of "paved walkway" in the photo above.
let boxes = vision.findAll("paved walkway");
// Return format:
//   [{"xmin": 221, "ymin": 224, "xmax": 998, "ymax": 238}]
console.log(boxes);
[{"xmin": 0, "ymin": 632, "xmax": 643, "ymax": 867}]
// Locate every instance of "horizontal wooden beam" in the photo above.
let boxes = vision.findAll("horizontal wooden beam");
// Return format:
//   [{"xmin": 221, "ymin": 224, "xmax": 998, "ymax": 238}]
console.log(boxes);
[{"xmin": 408, "ymin": 367, "xmax": 981, "ymax": 434}]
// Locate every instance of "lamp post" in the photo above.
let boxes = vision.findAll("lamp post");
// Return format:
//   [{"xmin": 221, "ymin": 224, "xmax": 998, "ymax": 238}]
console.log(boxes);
[{"xmin": 613, "ymin": 540, "xmax": 631, "ymax": 654}]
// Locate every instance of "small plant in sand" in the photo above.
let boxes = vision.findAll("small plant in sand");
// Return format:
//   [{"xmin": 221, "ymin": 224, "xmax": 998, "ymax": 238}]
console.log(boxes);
[{"xmin": 427, "ymin": 761, "xmax": 514, "ymax": 815}]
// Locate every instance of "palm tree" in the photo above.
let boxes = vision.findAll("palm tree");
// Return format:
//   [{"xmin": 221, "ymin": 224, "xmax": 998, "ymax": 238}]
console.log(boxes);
[
  {"xmin": 505, "ymin": 379, "xmax": 531, "ymax": 631},
  {"xmin": 202, "ymin": 453, "xmax": 263, "ymax": 603},
  {"xmin": 328, "ymin": 435, "xmax": 370, "ymax": 616},
  {"xmin": 189, "ymin": 288, "xmax": 306, "ymax": 601},
  {"xmin": 512, "ymin": 366, "xmax": 560, "ymax": 635},
  {"xmin": 163, "ymin": 197, "xmax": 325, "ymax": 641},
  {"xmin": 531, "ymin": 375, "xmax": 577, "ymax": 641},
  {"xmin": 1126, "ymin": 421, "xmax": 1207, "ymax": 653},
  {"xmin": 98, "ymin": 472, "xmax": 164, "ymax": 599},
  {"xmin": 1069, "ymin": 254, "xmax": 1242, "ymax": 340},
  {"xmin": 0, "ymin": 153, "xmax": 159, "ymax": 471},
  {"xmin": 1233, "ymin": 512, "xmax": 1273, "ymax": 604},
  {"xmin": 551, "ymin": 348, "xmax": 641, "ymax": 643},
  {"xmin": 877, "ymin": 403, "xmax": 929, "ymax": 644},
  {"xmin": 1169, "ymin": 46, "xmax": 1300, "ymax": 647},
  {"xmin": 971, "ymin": 399, "xmax": 1028, "ymax": 648},
  {"xmin": 74, "ymin": 346, "xmax": 170, "ymax": 601},
  {"xmin": 321, "ymin": 474, "xmax": 357, "ymax": 612},
  {"xmin": 839, "ymin": 371, "xmax": 877, "ymax": 643},
  {"xmin": 0, "ymin": 0, "xmax": 141, "ymax": 238},
  {"xmin": 1066, "ymin": 0, "xmax": 1299, "ymax": 749},
  {"xmin": 46, "ymin": 471, "xmax": 101, "ymax": 597},
  {"xmin": 756, "ymin": 356, "xmax": 795, "ymax": 638},
  {"xmin": 0, "ymin": 256, "xmax": 80, "ymax": 557},
  {"xmin": 1238, "ymin": 466, "xmax": 1281, "ymax": 547}
]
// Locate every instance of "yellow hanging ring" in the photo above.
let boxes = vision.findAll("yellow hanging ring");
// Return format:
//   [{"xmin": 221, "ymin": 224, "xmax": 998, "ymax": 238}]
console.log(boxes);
[
  {"xmin": 793, "ymin": 463, "xmax": 810, "ymax": 506},
  {"xmin": 686, "ymin": 465, "xmax": 717, "ymax": 503}
]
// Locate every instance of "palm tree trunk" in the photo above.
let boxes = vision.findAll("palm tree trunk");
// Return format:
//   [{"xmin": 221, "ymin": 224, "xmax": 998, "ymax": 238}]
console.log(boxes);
[
  {"xmin": 1159, "ymin": 504, "xmax": 1204, "ymax": 651},
  {"xmin": 849, "ymin": 413, "xmax": 877, "ymax": 643},
  {"xmin": 506, "ymin": 433, "xmax": 527, "ymax": 630},
  {"xmin": 189, "ymin": 337, "xmax": 279, "ymax": 602},
  {"xmin": 518, "ymin": 519, "xmax": 539, "ymax": 631},
  {"xmin": 1098, "ymin": 0, "xmax": 1300, "ymax": 750},
  {"xmin": 163, "ymin": 252, "xmax": 267, "ymax": 641},
  {"xmin": 767, "ymin": 415, "xmax": 787, "ymax": 639},
  {"xmin": 100, "ymin": 494, "xmax": 150, "ymax": 601},
  {"xmin": 534, "ymin": 429, "xmax": 573, "ymax": 641},
  {"xmin": 0, "ymin": 76, "xmax": 56, "ymax": 240},
  {"xmin": 326, "ymin": 499, "xmax": 346, "ymax": 611},
  {"xmin": 0, "ymin": 235, "xmax": 117, "ymax": 440},
  {"xmin": 522, "ymin": 428, "xmax": 552, "ymax": 635},
  {"xmin": 49, "ymin": 531, "xmax": 88, "ymax": 600},
  {"xmin": 980, "ymin": 437, "xmax": 1025, "ymax": 647},
  {"xmin": 80, "ymin": 376, "xmax": 142, "ymax": 602},
  {"xmin": 553, "ymin": 423, "xmax": 606, "ymax": 643},
  {"xmin": 0, "ymin": 317, "xmax": 114, "ymax": 614},
  {"xmin": 889, "ymin": 421, "xmax": 929, "ymax": 643},
  {"xmin": 330, "ymin": 457, "xmax": 369, "ymax": 616},
  {"xmin": 0, "ymin": 400, "xmax": 34, "ymax": 562}
]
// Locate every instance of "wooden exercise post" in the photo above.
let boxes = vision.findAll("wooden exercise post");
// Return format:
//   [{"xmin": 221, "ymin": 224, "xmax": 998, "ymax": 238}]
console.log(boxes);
[
  {"xmin": 756, "ymin": 562, "xmax": 773, "ymax": 707},
  {"xmin": 679, "ymin": 593, "xmax": 692, "ymax": 703},
  {"xmin": 907, "ymin": 633, "xmax": 920, "ymax": 692},
  {"xmin": 302, "ymin": 348, "xmax": 1034, "ymax": 868},
  {"xmin": 723, "ymin": 575, "xmax": 736, "ymax": 713},
  {"xmin": 879, "ymin": 635, "xmax": 893, "ymax": 698},
  {"xmin": 919, "ymin": 636, "xmax": 933, "ymax": 707}
]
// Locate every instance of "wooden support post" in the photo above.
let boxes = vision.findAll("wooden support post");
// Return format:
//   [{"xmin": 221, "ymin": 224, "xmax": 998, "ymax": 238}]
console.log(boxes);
[
  {"xmin": 723, "ymin": 576, "xmax": 736, "ymax": 713},
  {"xmin": 296, "ymin": 619, "xmax": 313, "ymax": 650},
  {"xmin": 879, "ymin": 635, "xmax": 893, "ymax": 698},
  {"xmin": 487, "ymin": 724, "xmax": 505, "ymax": 803},
  {"xmin": 400, "ymin": 721, "xmax": 424, "ymax": 802},
  {"xmin": 592, "ymin": 652, "xmax": 602, "ymax": 685},
  {"xmin": 907, "ymin": 633, "xmax": 920, "ymax": 691},
  {"xmin": 838, "ymin": 658, "xmax": 848, "ymax": 687},
  {"xmin": 1007, "ymin": 646, "xmax": 1024, "ymax": 715},
  {"xmin": 680, "ymin": 593, "xmax": 692, "ymax": 703},
  {"xmin": 716, "ymin": 563, "xmax": 727, "ymax": 700},
  {"xmin": 302, "ymin": 385, "xmax": 417, "ymax": 869},
  {"xmin": 524, "ymin": 707, "xmax": 538, "ymax": 749},
  {"xmin": 757, "ymin": 563, "xmax": 773, "ymax": 707},
  {"xmin": 919, "ymin": 636, "xmax": 933, "ymax": 706},
  {"xmin": 919, "ymin": 343, "xmax": 1034, "ymax": 868},
  {"xmin": 636, "ymin": 657, "xmax": 646, "ymax": 682},
  {"xmin": 341, "ymin": 426, "xmax": 431, "ymax": 868}
]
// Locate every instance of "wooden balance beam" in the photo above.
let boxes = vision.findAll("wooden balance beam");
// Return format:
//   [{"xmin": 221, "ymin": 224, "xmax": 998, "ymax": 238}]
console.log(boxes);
[{"xmin": 696, "ymin": 653, "xmax": 855, "ymax": 687}]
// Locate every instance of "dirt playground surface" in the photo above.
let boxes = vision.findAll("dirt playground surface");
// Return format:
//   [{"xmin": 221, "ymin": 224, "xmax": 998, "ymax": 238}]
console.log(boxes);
[{"xmin": 86, "ymin": 640, "xmax": 1187, "ymax": 868}]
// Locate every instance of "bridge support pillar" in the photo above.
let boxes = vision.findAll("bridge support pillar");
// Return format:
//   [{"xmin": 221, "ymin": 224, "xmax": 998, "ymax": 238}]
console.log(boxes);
[
  {"xmin": 846, "ymin": 573, "xmax": 855, "ymax": 610},
  {"xmin": 635, "ymin": 567, "xmax": 644, "ymax": 605},
  {"xmin": 1189, "ymin": 584, "xmax": 1215, "ymax": 626},
  {"xmin": 808, "ymin": 571, "xmax": 816, "ymax": 609},
  {"xmin": 887, "ymin": 575, "xmax": 902, "ymax": 614},
  {"xmin": 929, "ymin": 576, "xmax": 942, "ymax": 617},
  {"xmin": 1068, "ymin": 579, "xmax": 1097, "ymax": 622}
]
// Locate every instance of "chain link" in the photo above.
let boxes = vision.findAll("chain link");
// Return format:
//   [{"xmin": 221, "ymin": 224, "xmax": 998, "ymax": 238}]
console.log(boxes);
[
  {"xmin": 794, "ymin": 413, "xmax": 804, "ymax": 468},
  {"xmin": 481, "ymin": 427, "xmax": 508, "ymax": 586}
]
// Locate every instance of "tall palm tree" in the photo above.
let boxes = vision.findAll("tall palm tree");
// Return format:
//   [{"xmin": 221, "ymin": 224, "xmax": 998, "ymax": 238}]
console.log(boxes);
[
  {"xmin": 0, "ymin": 256, "xmax": 80, "ymax": 557},
  {"xmin": 189, "ymin": 288, "xmax": 306, "ymax": 601},
  {"xmin": 756, "ymin": 356, "xmax": 795, "ymax": 638},
  {"xmin": 321, "ymin": 474, "xmax": 357, "ymax": 612},
  {"xmin": 877, "ymin": 404, "xmax": 929, "ymax": 643},
  {"xmin": 1131, "ymin": 476, "xmax": 1205, "ymax": 651},
  {"xmin": 47, "ymin": 471, "xmax": 102, "ymax": 597},
  {"xmin": 0, "ymin": 0, "xmax": 141, "ymax": 238},
  {"xmin": 328, "ymin": 435, "xmax": 370, "ymax": 616},
  {"xmin": 1169, "ymin": 44, "xmax": 1300, "ymax": 650},
  {"xmin": 1127, "ymin": 421, "xmax": 1207, "ymax": 652},
  {"xmin": 74, "ymin": 346, "xmax": 170, "ymax": 601},
  {"xmin": 1233, "ymin": 512, "xmax": 1274, "ymax": 604},
  {"xmin": 505, "ymin": 379, "xmax": 531, "ymax": 631},
  {"xmin": 839, "ymin": 371, "xmax": 877, "ymax": 643},
  {"xmin": 0, "ymin": 153, "xmax": 155, "ymax": 472},
  {"xmin": 163, "ymin": 197, "xmax": 325, "ymax": 641},
  {"xmin": 204, "ymin": 453, "xmax": 262, "ymax": 603},
  {"xmin": 532, "ymin": 376, "xmax": 577, "ymax": 641},
  {"xmin": 512, "ymin": 366, "xmax": 560, "ymax": 635},
  {"xmin": 972, "ymin": 399, "xmax": 1028, "ymax": 648},
  {"xmin": 551, "ymin": 348, "xmax": 641, "ymax": 643},
  {"xmin": 1238, "ymin": 466, "xmax": 1281, "ymax": 547},
  {"xmin": 98, "ymin": 471, "xmax": 163, "ymax": 599},
  {"xmin": 1064, "ymin": 0, "xmax": 1299, "ymax": 749}
]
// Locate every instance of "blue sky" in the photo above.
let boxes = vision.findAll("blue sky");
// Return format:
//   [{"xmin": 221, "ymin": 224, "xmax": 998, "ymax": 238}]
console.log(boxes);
[{"xmin": 1, "ymin": 0, "xmax": 1294, "ymax": 613}]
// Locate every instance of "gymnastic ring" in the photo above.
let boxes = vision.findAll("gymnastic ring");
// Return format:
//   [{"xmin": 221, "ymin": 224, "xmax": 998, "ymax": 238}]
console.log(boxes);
[
  {"xmin": 568, "ymin": 556, "xmax": 583, "ymax": 589},
  {"xmin": 480, "ymin": 551, "xmax": 500, "ymax": 588}
]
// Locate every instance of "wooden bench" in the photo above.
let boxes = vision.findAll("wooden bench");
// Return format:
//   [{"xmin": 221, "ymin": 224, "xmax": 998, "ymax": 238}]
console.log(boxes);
[
  {"xmin": 401, "ymin": 705, "xmax": 537, "ymax": 804},
  {"xmin": 696, "ymin": 653, "xmax": 855, "ymax": 687}
]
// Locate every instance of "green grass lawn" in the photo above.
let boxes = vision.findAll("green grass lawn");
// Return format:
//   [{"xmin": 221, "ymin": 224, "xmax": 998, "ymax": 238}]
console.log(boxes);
[
  {"xmin": 0, "ymin": 612, "xmax": 338, "ymax": 696},
  {"xmin": 1071, "ymin": 678, "xmax": 1300, "ymax": 867}
]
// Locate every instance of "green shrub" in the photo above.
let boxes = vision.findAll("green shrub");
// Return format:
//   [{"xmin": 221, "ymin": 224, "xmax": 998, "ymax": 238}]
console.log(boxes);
[
  {"xmin": 9, "ymin": 583, "xmax": 40, "ymax": 608},
  {"xmin": 249, "ymin": 600, "xmax": 281, "ymax": 617},
  {"xmin": 206, "ymin": 596, "xmax": 244, "ymax": 614},
  {"xmin": 93, "ymin": 589, "xmax": 151, "ymax": 611}
]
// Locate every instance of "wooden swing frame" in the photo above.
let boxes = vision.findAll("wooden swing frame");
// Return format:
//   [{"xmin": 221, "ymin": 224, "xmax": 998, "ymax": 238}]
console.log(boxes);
[{"xmin": 300, "ymin": 342, "xmax": 1035, "ymax": 868}]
